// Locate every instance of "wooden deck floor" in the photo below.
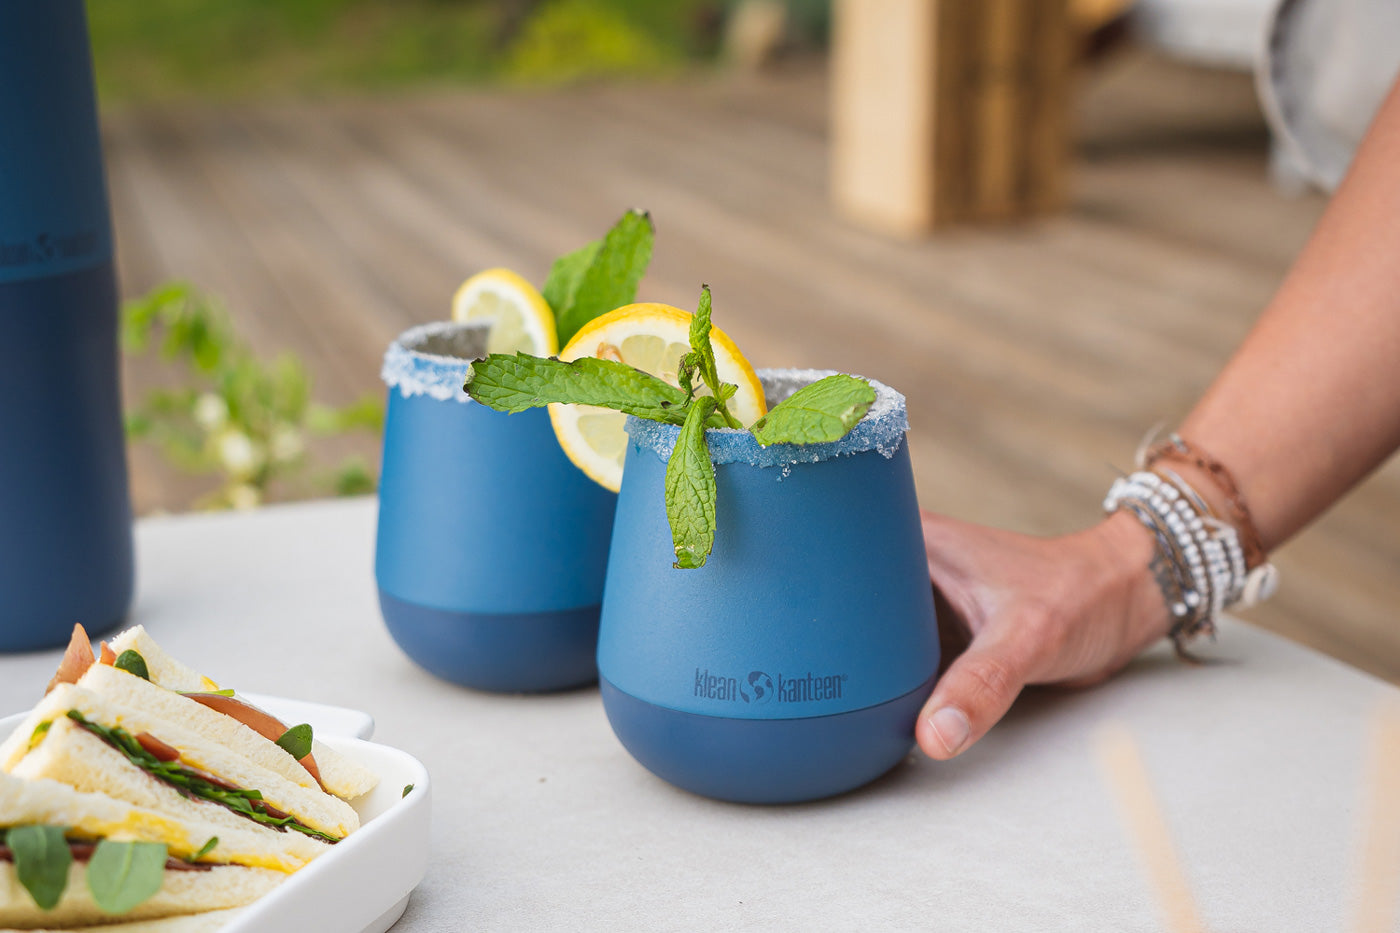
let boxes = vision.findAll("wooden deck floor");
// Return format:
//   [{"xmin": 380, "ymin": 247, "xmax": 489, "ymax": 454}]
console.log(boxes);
[{"xmin": 104, "ymin": 52, "xmax": 1400, "ymax": 684}]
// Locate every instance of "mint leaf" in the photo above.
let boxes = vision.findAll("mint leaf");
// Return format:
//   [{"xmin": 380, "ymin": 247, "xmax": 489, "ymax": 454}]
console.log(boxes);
[
  {"xmin": 541, "ymin": 240, "xmax": 601, "ymax": 321},
  {"xmin": 689, "ymin": 286, "xmax": 743, "ymax": 429},
  {"xmin": 467, "ymin": 353, "xmax": 715, "ymax": 426},
  {"xmin": 9, "ymin": 825, "xmax": 71, "ymax": 910},
  {"xmin": 666, "ymin": 396, "xmax": 719, "ymax": 569},
  {"xmin": 749, "ymin": 375, "xmax": 875, "ymax": 446},
  {"xmin": 114, "ymin": 650, "xmax": 150, "ymax": 681},
  {"xmin": 87, "ymin": 840, "xmax": 167, "ymax": 915},
  {"xmin": 555, "ymin": 209, "xmax": 654, "ymax": 346},
  {"xmin": 275, "ymin": 723, "xmax": 313, "ymax": 761}
]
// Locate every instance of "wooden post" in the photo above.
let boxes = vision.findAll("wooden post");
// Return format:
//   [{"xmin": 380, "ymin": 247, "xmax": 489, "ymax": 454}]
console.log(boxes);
[{"xmin": 830, "ymin": 0, "xmax": 1073, "ymax": 235}]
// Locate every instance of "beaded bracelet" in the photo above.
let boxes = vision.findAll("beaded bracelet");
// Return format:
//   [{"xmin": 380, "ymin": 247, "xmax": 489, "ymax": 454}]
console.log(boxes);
[
  {"xmin": 1141, "ymin": 434, "xmax": 1279, "ymax": 608},
  {"xmin": 1104, "ymin": 466, "xmax": 1271, "ymax": 656}
]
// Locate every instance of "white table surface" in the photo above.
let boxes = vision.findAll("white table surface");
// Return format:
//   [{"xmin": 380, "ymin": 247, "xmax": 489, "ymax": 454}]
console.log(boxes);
[{"xmin": 1, "ymin": 498, "xmax": 1395, "ymax": 932}]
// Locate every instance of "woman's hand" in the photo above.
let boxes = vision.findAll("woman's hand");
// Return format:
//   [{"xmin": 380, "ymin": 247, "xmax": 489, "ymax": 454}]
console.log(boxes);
[{"xmin": 916, "ymin": 509, "xmax": 1171, "ymax": 759}]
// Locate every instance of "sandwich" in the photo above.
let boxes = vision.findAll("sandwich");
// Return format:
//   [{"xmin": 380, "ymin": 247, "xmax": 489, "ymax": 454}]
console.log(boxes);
[
  {"xmin": 0, "ymin": 772, "xmax": 281, "ymax": 930},
  {"xmin": 91, "ymin": 627, "xmax": 376, "ymax": 803},
  {"xmin": 0, "ymin": 678, "xmax": 355, "ymax": 869},
  {"xmin": 0, "ymin": 625, "xmax": 376, "ymax": 869}
]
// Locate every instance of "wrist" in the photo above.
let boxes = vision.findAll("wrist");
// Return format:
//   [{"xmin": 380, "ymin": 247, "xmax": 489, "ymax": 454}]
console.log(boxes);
[{"xmin": 1096, "ymin": 509, "xmax": 1174, "ymax": 647}]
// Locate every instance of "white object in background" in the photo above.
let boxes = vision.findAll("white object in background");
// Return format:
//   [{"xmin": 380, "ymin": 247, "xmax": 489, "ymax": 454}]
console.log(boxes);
[
  {"xmin": 0, "ymin": 702, "xmax": 429, "ymax": 933},
  {"xmin": 1258, "ymin": 0, "xmax": 1400, "ymax": 191},
  {"xmin": 1131, "ymin": 0, "xmax": 1276, "ymax": 69}
]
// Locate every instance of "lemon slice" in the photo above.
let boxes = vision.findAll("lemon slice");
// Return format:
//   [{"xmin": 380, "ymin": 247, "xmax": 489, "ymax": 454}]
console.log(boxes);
[
  {"xmin": 549, "ymin": 302, "xmax": 766, "ymax": 492},
  {"xmin": 452, "ymin": 268, "xmax": 558, "ymax": 356}
]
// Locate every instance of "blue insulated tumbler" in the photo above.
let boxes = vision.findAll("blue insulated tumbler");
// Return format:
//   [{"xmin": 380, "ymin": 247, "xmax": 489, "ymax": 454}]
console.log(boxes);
[
  {"xmin": 375, "ymin": 322, "xmax": 618, "ymax": 692},
  {"xmin": 598, "ymin": 370, "xmax": 939, "ymax": 803},
  {"xmin": 0, "ymin": 1, "xmax": 134, "ymax": 650}
]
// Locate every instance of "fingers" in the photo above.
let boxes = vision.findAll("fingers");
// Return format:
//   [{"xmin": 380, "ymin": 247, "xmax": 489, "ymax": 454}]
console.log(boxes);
[{"xmin": 916, "ymin": 638, "xmax": 1031, "ymax": 760}]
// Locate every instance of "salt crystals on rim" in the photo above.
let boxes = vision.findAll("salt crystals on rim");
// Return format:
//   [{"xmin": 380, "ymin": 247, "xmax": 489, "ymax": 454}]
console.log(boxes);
[
  {"xmin": 625, "ymin": 368, "xmax": 908, "ymax": 468},
  {"xmin": 381, "ymin": 321, "xmax": 491, "ymax": 403}
]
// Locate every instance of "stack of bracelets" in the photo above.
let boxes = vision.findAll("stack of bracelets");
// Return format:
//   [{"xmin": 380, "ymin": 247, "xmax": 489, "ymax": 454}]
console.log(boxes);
[{"xmin": 1104, "ymin": 433, "xmax": 1280, "ymax": 657}]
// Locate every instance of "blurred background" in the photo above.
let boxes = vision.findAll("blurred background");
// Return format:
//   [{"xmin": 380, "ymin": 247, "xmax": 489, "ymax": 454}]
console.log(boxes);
[{"xmin": 96, "ymin": 0, "xmax": 1400, "ymax": 683}]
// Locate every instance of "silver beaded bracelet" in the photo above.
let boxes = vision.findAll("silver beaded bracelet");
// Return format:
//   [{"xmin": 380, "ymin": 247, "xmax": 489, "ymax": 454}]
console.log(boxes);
[{"xmin": 1104, "ymin": 469, "xmax": 1275, "ymax": 655}]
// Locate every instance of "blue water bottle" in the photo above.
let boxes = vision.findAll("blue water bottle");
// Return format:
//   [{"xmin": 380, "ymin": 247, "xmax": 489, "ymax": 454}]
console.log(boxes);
[{"xmin": 0, "ymin": 1, "xmax": 134, "ymax": 650}]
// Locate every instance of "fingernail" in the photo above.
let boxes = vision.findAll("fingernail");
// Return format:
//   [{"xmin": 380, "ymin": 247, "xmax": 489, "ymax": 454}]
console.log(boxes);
[{"xmin": 928, "ymin": 707, "xmax": 971, "ymax": 756}]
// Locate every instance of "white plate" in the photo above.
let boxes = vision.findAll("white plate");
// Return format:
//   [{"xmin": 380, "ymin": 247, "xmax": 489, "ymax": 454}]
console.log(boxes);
[{"xmin": 0, "ymin": 699, "xmax": 430, "ymax": 933}]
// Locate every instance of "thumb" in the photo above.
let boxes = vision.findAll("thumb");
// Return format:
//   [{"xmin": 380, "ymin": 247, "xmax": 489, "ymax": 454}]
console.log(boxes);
[{"xmin": 916, "ymin": 638, "xmax": 1030, "ymax": 760}]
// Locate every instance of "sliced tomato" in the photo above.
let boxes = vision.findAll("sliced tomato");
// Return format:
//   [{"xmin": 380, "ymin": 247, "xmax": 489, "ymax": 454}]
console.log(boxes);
[{"xmin": 182, "ymin": 693, "xmax": 324, "ymax": 790}]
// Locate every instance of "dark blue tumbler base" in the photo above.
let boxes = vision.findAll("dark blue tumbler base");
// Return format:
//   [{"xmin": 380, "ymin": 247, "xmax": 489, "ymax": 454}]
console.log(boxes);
[
  {"xmin": 599, "ymin": 675, "xmax": 937, "ymax": 804},
  {"xmin": 378, "ymin": 590, "xmax": 600, "ymax": 693}
]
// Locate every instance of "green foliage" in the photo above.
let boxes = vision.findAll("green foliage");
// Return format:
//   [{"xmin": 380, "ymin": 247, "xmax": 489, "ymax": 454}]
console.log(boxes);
[
  {"xmin": 504, "ymin": 0, "xmax": 675, "ymax": 86},
  {"xmin": 123, "ymin": 282, "xmax": 383, "ymax": 511},
  {"xmin": 85, "ymin": 0, "xmax": 720, "ymax": 105}
]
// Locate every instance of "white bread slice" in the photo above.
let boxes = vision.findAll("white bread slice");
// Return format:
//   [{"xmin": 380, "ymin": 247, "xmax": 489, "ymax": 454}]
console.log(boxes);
[
  {"xmin": 2, "ymin": 686, "xmax": 357, "ymax": 840},
  {"xmin": 106, "ymin": 628, "xmax": 377, "ymax": 801},
  {"xmin": 4, "ymin": 907, "xmax": 248, "ymax": 932},
  {"xmin": 0, "ymin": 858, "xmax": 278, "ymax": 930},
  {"xmin": 5, "ymin": 732, "xmax": 326, "ymax": 872},
  {"xmin": 102, "ymin": 629, "xmax": 220, "ymax": 695},
  {"xmin": 74, "ymin": 666, "xmax": 323, "ymax": 797}
]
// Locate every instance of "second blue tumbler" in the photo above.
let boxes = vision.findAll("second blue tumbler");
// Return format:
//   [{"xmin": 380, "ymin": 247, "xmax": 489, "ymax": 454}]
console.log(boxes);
[{"xmin": 375, "ymin": 322, "xmax": 617, "ymax": 692}]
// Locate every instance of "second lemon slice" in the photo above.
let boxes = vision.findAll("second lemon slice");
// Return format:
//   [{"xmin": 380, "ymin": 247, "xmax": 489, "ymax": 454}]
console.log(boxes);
[
  {"xmin": 549, "ymin": 303, "xmax": 766, "ymax": 492},
  {"xmin": 452, "ymin": 268, "xmax": 558, "ymax": 356}
]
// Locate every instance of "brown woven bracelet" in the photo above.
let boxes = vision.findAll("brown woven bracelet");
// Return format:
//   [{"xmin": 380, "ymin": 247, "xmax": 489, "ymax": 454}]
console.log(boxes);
[{"xmin": 1143, "ymin": 435, "xmax": 1268, "ymax": 570}]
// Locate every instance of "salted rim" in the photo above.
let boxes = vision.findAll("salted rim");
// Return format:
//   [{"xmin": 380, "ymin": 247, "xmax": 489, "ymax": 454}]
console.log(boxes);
[
  {"xmin": 380, "ymin": 321, "xmax": 490, "ymax": 403},
  {"xmin": 624, "ymin": 368, "xmax": 907, "ymax": 468}
]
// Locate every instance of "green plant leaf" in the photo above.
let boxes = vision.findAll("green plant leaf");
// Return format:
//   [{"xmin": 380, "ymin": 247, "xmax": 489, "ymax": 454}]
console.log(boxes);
[
  {"xmin": 688, "ymin": 285, "xmax": 742, "ymax": 429},
  {"xmin": 192, "ymin": 837, "xmax": 219, "ymax": 860},
  {"xmin": 402, "ymin": 784, "xmax": 415, "ymax": 798},
  {"xmin": 749, "ymin": 375, "xmax": 876, "ymax": 446},
  {"xmin": 665, "ymin": 395, "xmax": 718, "ymax": 569},
  {"xmin": 332, "ymin": 457, "xmax": 377, "ymax": 497},
  {"xmin": 87, "ymin": 840, "xmax": 167, "ymax": 915},
  {"xmin": 466, "ymin": 353, "xmax": 703, "ymax": 425},
  {"xmin": 541, "ymin": 239, "xmax": 601, "ymax": 320},
  {"xmin": 113, "ymin": 650, "xmax": 150, "ymax": 681},
  {"xmin": 275, "ymin": 724, "xmax": 313, "ymax": 761},
  {"xmin": 554, "ymin": 209, "xmax": 654, "ymax": 346},
  {"xmin": 9, "ymin": 824, "xmax": 72, "ymax": 910}
]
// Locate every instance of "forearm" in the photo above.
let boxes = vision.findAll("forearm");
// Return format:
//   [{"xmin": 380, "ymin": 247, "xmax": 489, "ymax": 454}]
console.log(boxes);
[{"xmin": 1177, "ymin": 79, "xmax": 1400, "ymax": 549}]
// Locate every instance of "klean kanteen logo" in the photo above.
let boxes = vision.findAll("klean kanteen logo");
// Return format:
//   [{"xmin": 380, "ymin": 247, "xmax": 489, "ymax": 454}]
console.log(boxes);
[{"xmin": 693, "ymin": 668, "xmax": 847, "ymax": 705}]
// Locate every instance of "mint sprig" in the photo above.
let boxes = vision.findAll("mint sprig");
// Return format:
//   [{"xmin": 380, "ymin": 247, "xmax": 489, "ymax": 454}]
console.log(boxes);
[
  {"xmin": 87, "ymin": 840, "xmax": 167, "ymax": 915},
  {"xmin": 666, "ymin": 396, "xmax": 719, "ymax": 569},
  {"xmin": 547, "ymin": 210, "xmax": 654, "ymax": 346},
  {"xmin": 465, "ymin": 286, "xmax": 875, "ymax": 568},
  {"xmin": 8, "ymin": 824, "xmax": 72, "ymax": 910},
  {"xmin": 466, "ymin": 355, "xmax": 707, "ymax": 426},
  {"xmin": 541, "ymin": 241, "xmax": 600, "ymax": 325},
  {"xmin": 750, "ymin": 374, "xmax": 876, "ymax": 446},
  {"xmin": 682, "ymin": 286, "xmax": 743, "ymax": 429}
]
